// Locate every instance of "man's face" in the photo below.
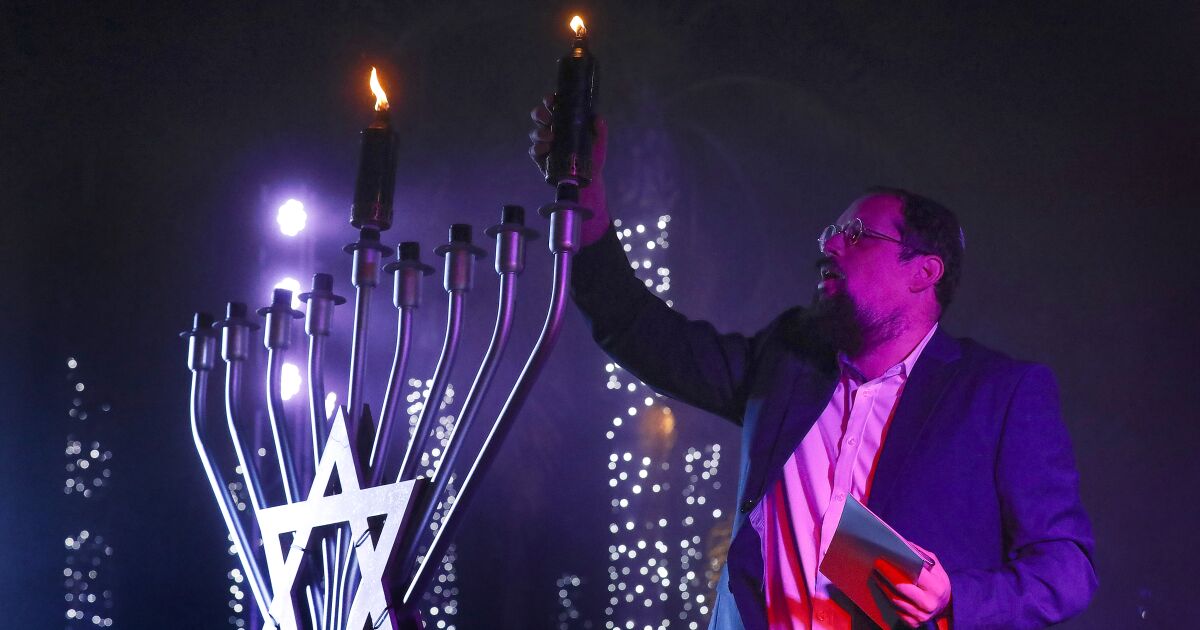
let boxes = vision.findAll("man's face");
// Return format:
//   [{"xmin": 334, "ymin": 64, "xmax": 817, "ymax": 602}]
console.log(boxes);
[{"xmin": 815, "ymin": 193, "xmax": 917, "ymax": 343}]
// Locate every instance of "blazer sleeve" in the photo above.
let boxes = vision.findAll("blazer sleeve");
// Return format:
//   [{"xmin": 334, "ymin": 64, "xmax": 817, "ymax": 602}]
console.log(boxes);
[
  {"xmin": 947, "ymin": 364, "xmax": 1098, "ymax": 629},
  {"xmin": 571, "ymin": 223, "xmax": 776, "ymax": 424}
]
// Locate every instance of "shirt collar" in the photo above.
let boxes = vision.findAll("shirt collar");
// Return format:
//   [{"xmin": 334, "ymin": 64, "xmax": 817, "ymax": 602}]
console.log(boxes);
[{"xmin": 840, "ymin": 322, "xmax": 940, "ymax": 384}]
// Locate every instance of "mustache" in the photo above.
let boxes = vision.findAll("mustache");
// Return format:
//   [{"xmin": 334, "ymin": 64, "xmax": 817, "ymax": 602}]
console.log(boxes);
[{"xmin": 816, "ymin": 256, "xmax": 843, "ymax": 277}]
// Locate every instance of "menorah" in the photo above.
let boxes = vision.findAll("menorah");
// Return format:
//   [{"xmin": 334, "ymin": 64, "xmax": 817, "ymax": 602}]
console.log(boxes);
[{"xmin": 182, "ymin": 17, "xmax": 597, "ymax": 628}]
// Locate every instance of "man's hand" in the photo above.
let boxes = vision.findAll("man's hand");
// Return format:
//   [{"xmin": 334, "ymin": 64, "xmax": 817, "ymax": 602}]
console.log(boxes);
[
  {"xmin": 873, "ymin": 542, "xmax": 952, "ymax": 628},
  {"xmin": 528, "ymin": 94, "xmax": 610, "ymax": 246}
]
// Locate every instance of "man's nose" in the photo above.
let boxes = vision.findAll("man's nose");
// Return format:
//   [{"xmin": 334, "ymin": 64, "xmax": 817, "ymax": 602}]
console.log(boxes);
[{"xmin": 822, "ymin": 232, "xmax": 846, "ymax": 257}]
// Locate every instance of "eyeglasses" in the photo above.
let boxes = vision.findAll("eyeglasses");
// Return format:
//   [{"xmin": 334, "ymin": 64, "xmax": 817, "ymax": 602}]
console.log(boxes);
[{"xmin": 817, "ymin": 217, "xmax": 923, "ymax": 255}]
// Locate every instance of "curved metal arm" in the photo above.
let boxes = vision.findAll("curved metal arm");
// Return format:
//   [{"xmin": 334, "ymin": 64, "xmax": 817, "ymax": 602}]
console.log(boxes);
[
  {"xmin": 403, "ymin": 249, "xmax": 573, "ymax": 605},
  {"xmin": 266, "ymin": 347, "xmax": 326, "ymax": 626},
  {"xmin": 395, "ymin": 272, "xmax": 517, "ymax": 570},
  {"xmin": 369, "ymin": 305, "xmax": 415, "ymax": 486},
  {"xmin": 190, "ymin": 369, "xmax": 272, "ymax": 616},
  {"xmin": 266, "ymin": 348, "xmax": 301, "ymax": 503},
  {"xmin": 305, "ymin": 335, "xmax": 337, "ymax": 627},
  {"xmin": 307, "ymin": 335, "xmax": 328, "ymax": 460},
  {"xmin": 396, "ymin": 290, "xmax": 465, "ymax": 483},
  {"xmin": 224, "ymin": 361, "xmax": 266, "ymax": 513},
  {"xmin": 346, "ymin": 284, "xmax": 373, "ymax": 425}
]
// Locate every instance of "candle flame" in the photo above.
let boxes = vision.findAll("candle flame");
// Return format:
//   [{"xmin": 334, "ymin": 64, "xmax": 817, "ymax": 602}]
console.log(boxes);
[
  {"xmin": 570, "ymin": 15, "xmax": 586, "ymax": 37},
  {"xmin": 369, "ymin": 67, "xmax": 390, "ymax": 112}
]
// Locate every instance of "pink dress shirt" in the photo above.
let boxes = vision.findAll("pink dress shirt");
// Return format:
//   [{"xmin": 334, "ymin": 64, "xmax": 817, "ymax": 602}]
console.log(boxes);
[{"xmin": 750, "ymin": 324, "xmax": 939, "ymax": 628}]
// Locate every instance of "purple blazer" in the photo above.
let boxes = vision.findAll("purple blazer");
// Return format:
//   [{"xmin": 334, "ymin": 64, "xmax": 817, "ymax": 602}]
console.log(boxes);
[{"xmin": 572, "ymin": 227, "xmax": 1097, "ymax": 629}]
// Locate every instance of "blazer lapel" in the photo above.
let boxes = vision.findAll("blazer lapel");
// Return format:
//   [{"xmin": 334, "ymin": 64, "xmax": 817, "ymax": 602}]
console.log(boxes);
[
  {"xmin": 749, "ymin": 355, "xmax": 839, "ymax": 504},
  {"xmin": 867, "ymin": 329, "xmax": 962, "ymax": 516}
]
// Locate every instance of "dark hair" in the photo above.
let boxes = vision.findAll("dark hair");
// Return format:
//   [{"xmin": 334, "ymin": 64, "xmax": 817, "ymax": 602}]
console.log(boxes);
[{"xmin": 866, "ymin": 186, "xmax": 965, "ymax": 311}]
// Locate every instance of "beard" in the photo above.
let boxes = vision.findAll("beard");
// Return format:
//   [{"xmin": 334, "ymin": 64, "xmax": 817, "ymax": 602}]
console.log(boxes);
[
  {"xmin": 807, "ymin": 287, "xmax": 907, "ymax": 357},
  {"xmin": 809, "ymin": 288, "xmax": 865, "ymax": 356}
]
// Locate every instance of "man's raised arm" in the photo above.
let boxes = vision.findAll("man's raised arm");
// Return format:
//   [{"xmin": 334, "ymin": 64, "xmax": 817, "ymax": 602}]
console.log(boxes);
[{"xmin": 529, "ymin": 99, "xmax": 785, "ymax": 423}]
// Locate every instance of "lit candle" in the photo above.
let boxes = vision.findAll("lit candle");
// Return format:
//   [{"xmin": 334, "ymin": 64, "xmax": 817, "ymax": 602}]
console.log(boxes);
[
  {"xmin": 547, "ymin": 15, "xmax": 598, "ymax": 200},
  {"xmin": 350, "ymin": 67, "xmax": 398, "ymax": 231}
]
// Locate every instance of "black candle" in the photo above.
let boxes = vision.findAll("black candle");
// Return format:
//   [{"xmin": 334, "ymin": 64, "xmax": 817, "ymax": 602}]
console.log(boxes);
[
  {"xmin": 547, "ymin": 16, "xmax": 598, "ymax": 200},
  {"xmin": 350, "ymin": 67, "xmax": 398, "ymax": 232}
]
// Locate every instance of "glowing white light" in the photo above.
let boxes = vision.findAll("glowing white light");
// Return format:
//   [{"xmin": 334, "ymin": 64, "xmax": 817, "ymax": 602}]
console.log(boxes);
[
  {"xmin": 324, "ymin": 392, "xmax": 337, "ymax": 418},
  {"xmin": 280, "ymin": 362, "xmax": 302, "ymax": 401},
  {"xmin": 277, "ymin": 199, "xmax": 307, "ymax": 236},
  {"xmin": 274, "ymin": 277, "xmax": 302, "ymax": 308}
]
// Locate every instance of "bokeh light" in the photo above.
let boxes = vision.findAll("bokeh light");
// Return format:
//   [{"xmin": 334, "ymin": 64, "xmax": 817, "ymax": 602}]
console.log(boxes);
[
  {"xmin": 274, "ymin": 277, "xmax": 302, "ymax": 309},
  {"xmin": 276, "ymin": 199, "xmax": 307, "ymax": 237},
  {"xmin": 280, "ymin": 362, "xmax": 302, "ymax": 401},
  {"xmin": 324, "ymin": 392, "xmax": 338, "ymax": 418}
]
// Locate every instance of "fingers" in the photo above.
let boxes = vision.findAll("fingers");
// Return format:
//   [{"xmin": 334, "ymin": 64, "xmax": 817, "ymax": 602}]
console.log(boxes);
[
  {"xmin": 530, "ymin": 104, "xmax": 551, "ymax": 127},
  {"xmin": 873, "ymin": 557, "xmax": 914, "ymax": 588},
  {"xmin": 528, "ymin": 126, "xmax": 551, "ymax": 171},
  {"xmin": 529, "ymin": 97, "xmax": 553, "ymax": 173},
  {"xmin": 893, "ymin": 582, "xmax": 937, "ymax": 612},
  {"xmin": 529, "ymin": 94, "xmax": 609, "ymax": 177},
  {"xmin": 531, "ymin": 93, "xmax": 554, "ymax": 127},
  {"xmin": 529, "ymin": 94, "xmax": 554, "ymax": 172},
  {"xmin": 874, "ymin": 574, "xmax": 928, "ymax": 627},
  {"xmin": 528, "ymin": 145, "xmax": 548, "ymax": 174},
  {"xmin": 873, "ymin": 567, "xmax": 923, "ymax": 608}
]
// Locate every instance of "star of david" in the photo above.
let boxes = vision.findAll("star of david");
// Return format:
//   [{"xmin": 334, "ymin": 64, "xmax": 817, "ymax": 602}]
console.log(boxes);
[{"xmin": 256, "ymin": 407, "xmax": 424, "ymax": 630}]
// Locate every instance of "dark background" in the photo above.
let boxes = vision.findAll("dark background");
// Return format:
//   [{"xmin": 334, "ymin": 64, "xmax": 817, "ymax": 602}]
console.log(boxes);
[{"xmin": 2, "ymin": 0, "xmax": 1197, "ymax": 627}]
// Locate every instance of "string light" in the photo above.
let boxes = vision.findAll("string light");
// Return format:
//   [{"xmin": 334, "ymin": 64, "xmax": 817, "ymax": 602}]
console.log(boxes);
[
  {"xmin": 592, "ymin": 214, "xmax": 727, "ymax": 628},
  {"xmin": 63, "ymin": 358, "xmax": 116, "ymax": 628},
  {"xmin": 556, "ymin": 574, "xmax": 586, "ymax": 630},
  {"xmin": 406, "ymin": 378, "xmax": 460, "ymax": 629}
]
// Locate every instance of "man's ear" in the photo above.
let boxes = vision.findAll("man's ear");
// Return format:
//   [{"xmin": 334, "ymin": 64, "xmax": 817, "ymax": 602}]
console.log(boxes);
[{"xmin": 911, "ymin": 254, "xmax": 945, "ymax": 294}]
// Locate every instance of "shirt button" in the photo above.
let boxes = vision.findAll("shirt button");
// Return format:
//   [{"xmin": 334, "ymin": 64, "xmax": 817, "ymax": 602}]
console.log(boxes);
[
  {"xmin": 816, "ymin": 612, "xmax": 827, "ymax": 622},
  {"xmin": 847, "ymin": 437, "xmax": 857, "ymax": 446}
]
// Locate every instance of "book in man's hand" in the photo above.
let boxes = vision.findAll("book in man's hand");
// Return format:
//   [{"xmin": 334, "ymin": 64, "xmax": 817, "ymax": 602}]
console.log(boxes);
[{"xmin": 818, "ymin": 495, "xmax": 935, "ymax": 629}]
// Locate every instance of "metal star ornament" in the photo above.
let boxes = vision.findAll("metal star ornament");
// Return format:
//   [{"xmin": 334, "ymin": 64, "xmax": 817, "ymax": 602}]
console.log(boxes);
[{"xmin": 257, "ymin": 407, "xmax": 424, "ymax": 630}]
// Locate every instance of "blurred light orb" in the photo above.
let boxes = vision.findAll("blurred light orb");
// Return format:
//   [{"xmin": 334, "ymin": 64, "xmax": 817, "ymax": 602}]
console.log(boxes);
[
  {"xmin": 281, "ymin": 362, "xmax": 302, "ymax": 401},
  {"xmin": 324, "ymin": 392, "xmax": 337, "ymax": 418},
  {"xmin": 274, "ymin": 277, "xmax": 302, "ymax": 308},
  {"xmin": 276, "ymin": 199, "xmax": 307, "ymax": 236}
]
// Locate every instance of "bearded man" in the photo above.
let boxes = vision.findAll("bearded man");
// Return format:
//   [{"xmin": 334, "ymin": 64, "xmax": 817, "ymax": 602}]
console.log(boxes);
[{"xmin": 529, "ymin": 102, "xmax": 1097, "ymax": 629}]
